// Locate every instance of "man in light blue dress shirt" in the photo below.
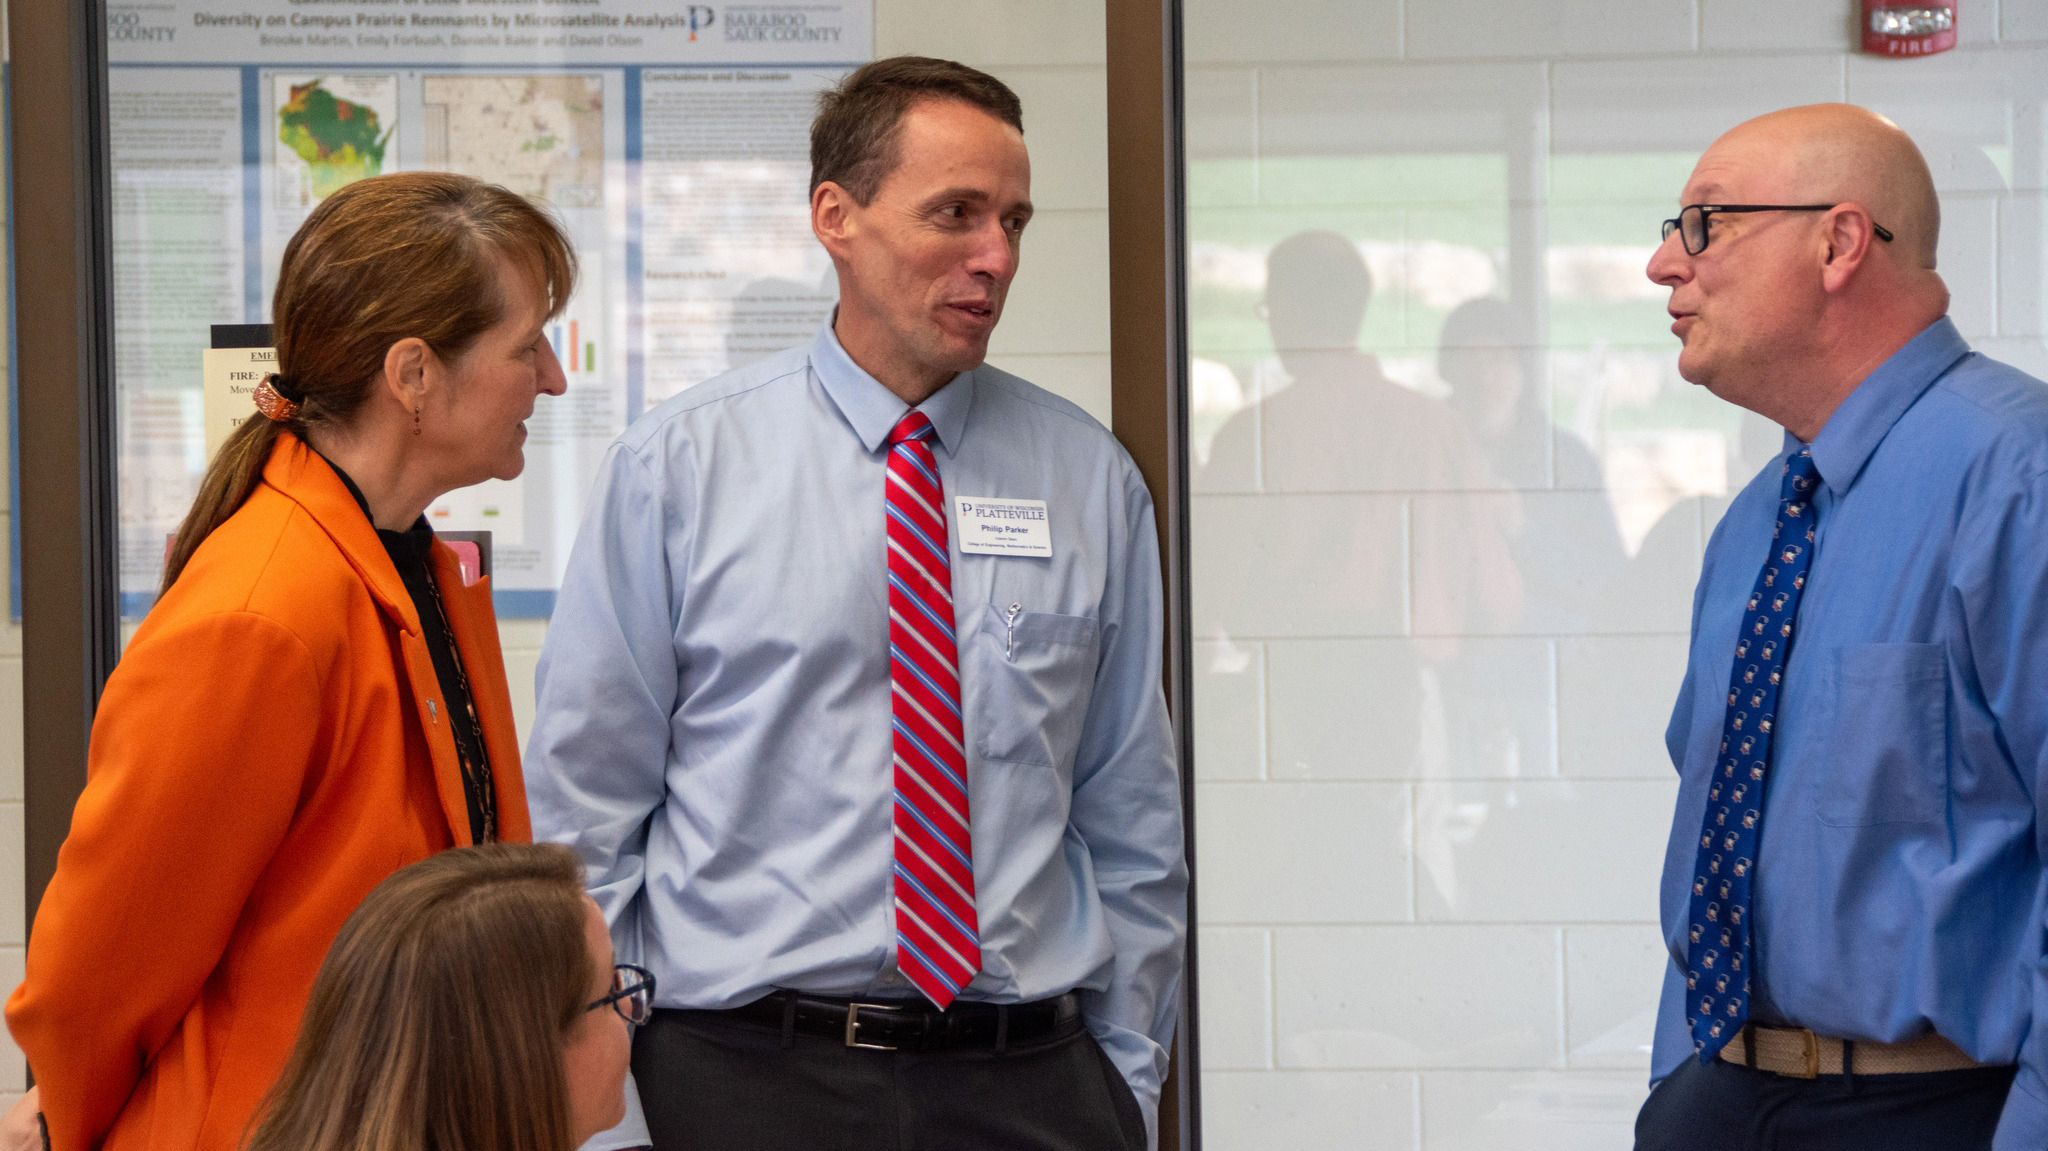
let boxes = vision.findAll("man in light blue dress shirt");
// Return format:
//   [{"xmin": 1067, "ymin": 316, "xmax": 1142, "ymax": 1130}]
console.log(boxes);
[
  {"xmin": 1636, "ymin": 104, "xmax": 2048, "ymax": 1150},
  {"xmin": 526, "ymin": 58, "xmax": 1185, "ymax": 1151}
]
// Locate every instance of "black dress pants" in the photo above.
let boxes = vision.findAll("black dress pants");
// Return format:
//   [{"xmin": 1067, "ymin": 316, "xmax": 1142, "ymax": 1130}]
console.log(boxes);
[
  {"xmin": 1635, "ymin": 1053, "xmax": 2017, "ymax": 1151},
  {"xmin": 632, "ymin": 1007, "xmax": 1147, "ymax": 1151}
]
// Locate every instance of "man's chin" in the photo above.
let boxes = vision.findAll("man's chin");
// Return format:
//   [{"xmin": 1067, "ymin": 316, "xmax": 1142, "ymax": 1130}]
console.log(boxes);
[
  {"xmin": 1676, "ymin": 348, "xmax": 1712, "ymax": 388},
  {"xmin": 930, "ymin": 337, "xmax": 992, "ymax": 378}
]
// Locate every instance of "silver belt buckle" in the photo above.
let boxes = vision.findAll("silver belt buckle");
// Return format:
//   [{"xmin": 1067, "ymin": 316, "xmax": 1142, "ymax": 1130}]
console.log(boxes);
[{"xmin": 844, "ymin": 1002, "xmax": 900, "ymax": 1051}]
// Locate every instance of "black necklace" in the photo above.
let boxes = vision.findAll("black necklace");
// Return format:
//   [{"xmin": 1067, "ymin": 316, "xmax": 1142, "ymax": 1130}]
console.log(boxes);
[{"xmin": 419, "ymin": 567, "xmax": 496, "ymax": 844}]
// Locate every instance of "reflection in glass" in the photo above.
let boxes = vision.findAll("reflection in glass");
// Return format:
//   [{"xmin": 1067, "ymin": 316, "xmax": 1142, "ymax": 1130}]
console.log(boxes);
[
  {"xmin": 1438, "ymin": 296, "xmax": 1624, "ymax": 633},
  {"xmin": 1184, "ymin": 35, "xmax": 2048, "ymax": 1149}
]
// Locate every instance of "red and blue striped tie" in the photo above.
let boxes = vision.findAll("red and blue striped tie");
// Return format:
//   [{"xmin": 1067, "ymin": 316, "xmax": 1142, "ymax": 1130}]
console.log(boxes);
[{"xmin": 884, "ymin": 410, "xmax": 981, "ymax": 1007}]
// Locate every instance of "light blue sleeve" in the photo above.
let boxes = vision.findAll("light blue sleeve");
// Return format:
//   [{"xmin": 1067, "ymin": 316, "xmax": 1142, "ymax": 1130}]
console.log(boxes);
[
  {"xmin": 528, "ymin": 440, "xmax": 687, "ymax": 1151},
  {"xmin": 1069, "ymin": 464, "xmax": 1189, "ymax": 1151},
  {"xmin": 1965, "ymin": 468, "xmax": 2048, "ymax": 1151}
]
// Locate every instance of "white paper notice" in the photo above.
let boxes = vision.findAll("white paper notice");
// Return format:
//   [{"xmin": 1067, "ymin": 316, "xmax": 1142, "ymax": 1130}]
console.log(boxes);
[
  {"xmin": 954, "ymin": 498, "xmax": 1052, "ymax": 557},
  {"xmin": 200, "ymin": 346, "xmax": 277, "ymax": 460}
]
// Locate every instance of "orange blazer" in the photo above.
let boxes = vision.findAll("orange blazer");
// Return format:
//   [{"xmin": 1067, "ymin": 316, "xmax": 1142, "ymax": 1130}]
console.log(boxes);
[{"xmin": 6, "ymin": 434, "xmax": 531, "ymax": 1151}]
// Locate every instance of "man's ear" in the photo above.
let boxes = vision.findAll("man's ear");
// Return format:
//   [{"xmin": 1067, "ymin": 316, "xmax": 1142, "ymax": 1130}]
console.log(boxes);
[
  {"xmin": 812, "ymin": 181, "xmax": 858, "ymax": 263},
  {"xmin": 1819, "ymin": 203, "xmax": 1880, "ymax": 293}
]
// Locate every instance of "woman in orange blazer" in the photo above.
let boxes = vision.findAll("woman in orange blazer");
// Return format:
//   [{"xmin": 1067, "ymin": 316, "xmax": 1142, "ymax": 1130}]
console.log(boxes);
[{"xmin": 3, "ymin": 172, "xmax": 575, "ymax": 1151}]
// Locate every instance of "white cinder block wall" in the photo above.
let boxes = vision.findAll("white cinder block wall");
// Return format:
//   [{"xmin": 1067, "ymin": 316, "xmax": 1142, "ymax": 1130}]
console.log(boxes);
[{"xmin": 1188, "ymin": 2, "xmax": 2048, "ymax": 1148}]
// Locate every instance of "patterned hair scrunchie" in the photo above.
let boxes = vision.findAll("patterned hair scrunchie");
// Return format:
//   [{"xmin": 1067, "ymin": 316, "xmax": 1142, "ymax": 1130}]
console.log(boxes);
[{"xmin": 252, "ymin": 374, "xmax": 300, "ymax": 422}]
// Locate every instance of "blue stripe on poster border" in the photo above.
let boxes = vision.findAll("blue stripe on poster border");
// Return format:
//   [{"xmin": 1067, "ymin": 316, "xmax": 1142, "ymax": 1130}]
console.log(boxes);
[
  {"xmin": 130, "ymin": 588, "xmax": 557, "ymax": 620},
  {"xmin": 493, "ymin": 589, "xmax": 557, "ymax": 618},
  {"xmin": 243, "ymin": 66, "xmax": 262, "ymax": 321},
  {"xmin": 624, "ymin": 66, "xmax": 645, "ymax": 423}
]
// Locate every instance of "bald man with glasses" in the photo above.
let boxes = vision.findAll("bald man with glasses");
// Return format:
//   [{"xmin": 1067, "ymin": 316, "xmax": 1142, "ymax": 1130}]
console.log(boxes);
[{"xmin": 1635, "ymin": 104, "xmax": 2048, "ymax": 1150}]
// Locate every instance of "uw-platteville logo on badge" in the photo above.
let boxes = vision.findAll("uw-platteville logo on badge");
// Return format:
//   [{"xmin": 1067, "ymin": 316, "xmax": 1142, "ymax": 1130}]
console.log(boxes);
[{"xmin": 955, "ymin": 497, "xmax": 1052, "ymax": 558}]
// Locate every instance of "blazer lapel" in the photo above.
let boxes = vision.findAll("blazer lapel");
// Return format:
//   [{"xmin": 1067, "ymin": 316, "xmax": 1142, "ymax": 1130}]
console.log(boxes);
[
  {"xmin": 262, "ymin": 435, "xmax": 477, "ymax": 844},
  {"xmin": 260, "ymin": 436, "xmax": 418, "ymax": 632}
]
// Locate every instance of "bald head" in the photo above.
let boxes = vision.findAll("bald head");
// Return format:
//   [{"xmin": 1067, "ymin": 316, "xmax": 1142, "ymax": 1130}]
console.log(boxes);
[
  {"xmin": 1648, "ymin": 103, "xmax": 1952, "ymax": 440},
  {"xmin": 1701, "ymin": 103, "xmax": 1941, "ymax": 270}
]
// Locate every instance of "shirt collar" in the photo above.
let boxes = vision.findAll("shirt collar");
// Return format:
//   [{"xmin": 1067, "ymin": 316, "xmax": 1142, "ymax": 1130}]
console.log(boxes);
[
  {"xmin": 1805, "ymin": 316, "xmax": 1969, "ymax": 498},
  {"xmin": 808, "ymin": 317, "xmax": 976, "ymax": 457}
]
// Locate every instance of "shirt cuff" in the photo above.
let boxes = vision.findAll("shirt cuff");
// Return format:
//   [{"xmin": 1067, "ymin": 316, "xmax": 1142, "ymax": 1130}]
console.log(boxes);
[
  {"xmin": 575, "ymin": 1068, "xmax": 652, "ymax": 1151},
  {"xmin": 1088, "ymin": 1020, "xmax": 1167, "ymax": 1151}
]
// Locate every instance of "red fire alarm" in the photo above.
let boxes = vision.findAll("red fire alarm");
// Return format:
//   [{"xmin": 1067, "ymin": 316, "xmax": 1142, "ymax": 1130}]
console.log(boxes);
[{"xmin": 1862, "ymin": 2, "xmax": 1956, "ymax": 56}]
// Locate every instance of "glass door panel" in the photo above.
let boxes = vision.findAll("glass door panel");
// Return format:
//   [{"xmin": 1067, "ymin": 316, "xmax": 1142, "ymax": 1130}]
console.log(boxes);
[{"xmin": 1180, "ymin": 11, "xmax": 2048, "ymax": 1148}]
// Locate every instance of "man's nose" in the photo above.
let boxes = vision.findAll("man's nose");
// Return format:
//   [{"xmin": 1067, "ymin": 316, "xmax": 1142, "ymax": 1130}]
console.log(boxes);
[
  {"xmin": 1647, "ymin": 229, "xmax": 1690, "ymax": 287},
  {"xmin": 966, "ymin": 218, "xmax": 1020, "ymax": 283}
]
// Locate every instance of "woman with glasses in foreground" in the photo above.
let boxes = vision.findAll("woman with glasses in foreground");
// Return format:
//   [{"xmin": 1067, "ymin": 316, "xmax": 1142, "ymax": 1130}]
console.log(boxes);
[{"xmin": 246, "ymin": 844, "xmax": 649, "ymax": 1151}]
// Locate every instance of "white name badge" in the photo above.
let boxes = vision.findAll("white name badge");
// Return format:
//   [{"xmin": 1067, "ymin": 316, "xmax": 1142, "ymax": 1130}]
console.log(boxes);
[{"xmin": 954, "ymin": 497, "xmax": 1053, "ymax": 557}]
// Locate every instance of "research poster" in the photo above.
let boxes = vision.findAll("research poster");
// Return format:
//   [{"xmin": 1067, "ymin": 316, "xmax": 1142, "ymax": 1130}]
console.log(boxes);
[{"xmin": 107, "ymin": 0, "xmax": 868, "ymax": 614}]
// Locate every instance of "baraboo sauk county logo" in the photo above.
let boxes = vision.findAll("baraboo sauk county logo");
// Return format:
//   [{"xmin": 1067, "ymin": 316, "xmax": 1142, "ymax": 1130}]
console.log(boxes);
[
  {"xmin": 109, "ymin": 9, "xmax": 176, "ymax": 41},
  {"xmin": 723, "ymin": 5, "xmax": 847, "ymax": 42}
]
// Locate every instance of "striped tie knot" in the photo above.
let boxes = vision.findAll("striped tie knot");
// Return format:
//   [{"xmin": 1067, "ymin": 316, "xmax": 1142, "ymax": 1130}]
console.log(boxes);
[{"xmin": 889, "ymin": 410, "xmax": 936, "ymax": 446}]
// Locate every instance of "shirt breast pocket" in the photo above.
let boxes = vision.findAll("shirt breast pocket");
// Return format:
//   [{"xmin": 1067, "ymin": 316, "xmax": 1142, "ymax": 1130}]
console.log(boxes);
[
  {"xmin": 1813, "ymin": 642, "xmax": 1947, "ymax": 827},
  {"xmin": 972, "ymin": 603, "xmax": 1101, "ymax": 770}
]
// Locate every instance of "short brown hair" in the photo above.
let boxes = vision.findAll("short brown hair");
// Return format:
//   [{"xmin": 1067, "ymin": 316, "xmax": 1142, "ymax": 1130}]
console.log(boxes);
[
  {"xmin": 243, "ymin": 844, "xmax": 592, "ymax": 1151},
  {"xmin": 810, "ymin": 56, "xmax": 1023, "ymax": 204},
  {"xmin": 163, "ymin": 171, "xmax": 576, "ymax": 591}
]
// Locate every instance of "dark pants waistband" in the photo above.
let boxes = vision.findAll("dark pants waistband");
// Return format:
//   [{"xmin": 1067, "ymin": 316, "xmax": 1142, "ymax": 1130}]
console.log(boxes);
[
  {"xmin": 667, "ymin": 990, "xmax": 1083, "ymax": 1053},
  {"xmin": 1637, "ymin": 1049, "xmax": 2016, "ymax": 1150}
]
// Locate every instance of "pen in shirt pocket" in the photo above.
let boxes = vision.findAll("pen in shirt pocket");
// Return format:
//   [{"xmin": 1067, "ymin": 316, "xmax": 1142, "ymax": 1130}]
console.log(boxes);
[{"xmin": 1005, "ymin": 601, "xmax": 1022, "ymax": 659}]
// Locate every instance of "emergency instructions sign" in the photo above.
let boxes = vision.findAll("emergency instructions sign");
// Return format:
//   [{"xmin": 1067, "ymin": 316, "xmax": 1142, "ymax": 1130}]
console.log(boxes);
[{"xmin": 955, "ymin": 497, "xmax": 1052, "ymax": 557}]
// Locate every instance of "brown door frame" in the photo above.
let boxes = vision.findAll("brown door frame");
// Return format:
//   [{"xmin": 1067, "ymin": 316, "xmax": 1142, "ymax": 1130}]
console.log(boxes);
[
  {"xmin": 1104, "ymin": 0, "xmax": 1199, "ymax": 1146},
  {"xmin": 10, "ymin": 0, "xmax": 121, "ymax": 959}
]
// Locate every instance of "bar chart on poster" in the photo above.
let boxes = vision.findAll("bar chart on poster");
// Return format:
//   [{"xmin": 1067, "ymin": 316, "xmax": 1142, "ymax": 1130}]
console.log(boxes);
[{"xmin": 106, "ymin": 0, "xmax": 868, "ymax": 614}]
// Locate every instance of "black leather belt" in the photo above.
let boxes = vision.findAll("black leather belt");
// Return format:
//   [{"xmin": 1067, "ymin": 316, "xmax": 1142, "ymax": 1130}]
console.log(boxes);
[{"xmin": 695, "ymin": 990, "xmax": 1083, "ymax": 1052}]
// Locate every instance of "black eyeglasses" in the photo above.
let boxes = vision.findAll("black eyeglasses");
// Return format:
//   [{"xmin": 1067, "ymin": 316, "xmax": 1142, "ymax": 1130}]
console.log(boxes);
[
  {"xmin": 585, "ymin": 963, "xmax": 656, "ymax": 1025},
  {"xmin": 1660, "ymin": 204, "xmax": 1895, "ymax": 256}
]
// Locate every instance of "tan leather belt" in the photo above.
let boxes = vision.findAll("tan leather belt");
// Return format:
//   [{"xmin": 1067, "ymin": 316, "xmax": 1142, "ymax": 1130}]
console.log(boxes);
[{"xmin": 1718, "ymin": 1023, "xmax": 1992, "ymax": 1078}]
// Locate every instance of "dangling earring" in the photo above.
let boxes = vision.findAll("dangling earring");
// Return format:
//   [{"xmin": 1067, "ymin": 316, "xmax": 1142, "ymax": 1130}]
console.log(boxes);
[{"xmin": 414, "ymin": 403, "xmax": 422, "ymax": 436}]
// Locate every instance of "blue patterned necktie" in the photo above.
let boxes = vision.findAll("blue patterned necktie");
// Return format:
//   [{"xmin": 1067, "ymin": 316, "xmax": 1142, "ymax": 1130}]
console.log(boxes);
[{"xmin": 1686, "ymin": 447, "xmax": 1821, "ymax": 1063}]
